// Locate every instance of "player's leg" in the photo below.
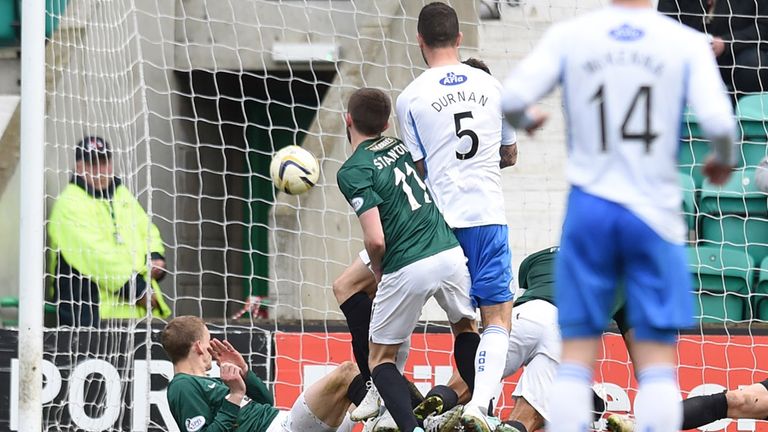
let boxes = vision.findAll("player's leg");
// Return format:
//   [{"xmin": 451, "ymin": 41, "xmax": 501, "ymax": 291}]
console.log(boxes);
[
  {"xmin": 302, "ymin": 361, "xmax": 359, "ymax": 428},
  {"xmin": 431, "ymin": 244, "xmax": 481, "ymax": 401},
  {"xmin": 333, "ymin": 251, "xmax": 377, "ymax": 381},
  {"xmin": 368, "ymin": 258, "xmax": 438, "ymax": 432},
  {"xmin": 682, "ymin": 381, "xmax": 768, "ymax": 428},
  {"xmin": 498, "ymin": 299, "xmax": 559, "ymax": 432},
  {"xmin": 549, "ymin": 188, "xmax": 621, "ymax": 432},
  {"xmin": 453, "ymin": 224, "xmax": 513, "ymax": 429},
  {"xmin": 621, "ymin": 208, "xmax": 693, "ymax": 432}
]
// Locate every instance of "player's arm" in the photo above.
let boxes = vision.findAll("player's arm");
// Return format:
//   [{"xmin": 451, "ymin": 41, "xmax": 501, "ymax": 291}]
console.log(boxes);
[
  {"xmin": 337, "ymin": 164, "xmax": 384, "ymax": 279},
  {"xmin": 243, "ymin": 371, "xmax": 274, "ymax": 405},
  {"xmin": 359, "ymin": 207, "xmax": 385, "ymax": 282},
  {"xmin": 396, "ymin": 94, "xmax": 428, "ymax": 179},
  {"xmin": 501, "ymin": 26, "xmax": 564, "ymax": 133},
  {"xmin": 686, "ymin": 34, "xmax": 738, "ymax": 184},
  {"xmin": 499, "ymin": 121, "xmax": 518, "ymax": 168}
]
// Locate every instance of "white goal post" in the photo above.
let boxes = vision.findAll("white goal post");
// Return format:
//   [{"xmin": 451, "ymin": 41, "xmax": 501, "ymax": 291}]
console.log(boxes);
[{"xmin": 6, "ymin": 0, "xmax": 768, "ymax": 431}]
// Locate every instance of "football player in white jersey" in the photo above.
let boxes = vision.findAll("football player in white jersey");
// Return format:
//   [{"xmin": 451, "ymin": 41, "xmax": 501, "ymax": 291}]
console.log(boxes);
[
  {"xmin": 501, "ymin": 1, "xmax": 736, "ymax": 432},
  {"xmin": 396, "ymin": 3, "xmax": 518, "ymax": 431}
]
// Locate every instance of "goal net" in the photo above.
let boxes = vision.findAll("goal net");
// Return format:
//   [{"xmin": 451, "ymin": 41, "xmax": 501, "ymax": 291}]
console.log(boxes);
[{"xmin": 5, "ymin": 0, "xmax": 765, "ymax": 430}]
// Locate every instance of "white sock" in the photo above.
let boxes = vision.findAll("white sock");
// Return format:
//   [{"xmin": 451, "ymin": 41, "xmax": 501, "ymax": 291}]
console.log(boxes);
[
  {"xmin": 547, "ymin": 362, "xmax": 593, "ymax": 432},
  {"xmin": 634, "ymin": 365, "xmax": 683, "ymax": 432},
  {"xmin": 468, "ymin": 325, "xmax": 509, "ymax": 413}
]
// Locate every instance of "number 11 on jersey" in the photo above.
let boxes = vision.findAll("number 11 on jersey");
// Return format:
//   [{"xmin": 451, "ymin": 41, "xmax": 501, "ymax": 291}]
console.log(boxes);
[{"xmin": 394, "ymin": 164, "xmax": 431, "ymax": 211}]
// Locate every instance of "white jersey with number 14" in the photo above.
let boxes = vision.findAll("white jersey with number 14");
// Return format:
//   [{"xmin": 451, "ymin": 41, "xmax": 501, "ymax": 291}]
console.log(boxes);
[
  {"xmin": 503, "ymin": 6, "xmax": 736, "ymax": 243},
  {"xmin": 396, "ymin": 63, "xmax": 516, "ymax": 229}
]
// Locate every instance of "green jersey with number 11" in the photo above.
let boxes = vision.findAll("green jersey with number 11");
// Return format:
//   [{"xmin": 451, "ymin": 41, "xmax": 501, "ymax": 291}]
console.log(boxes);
[{"xmin": 338, "ymin": 136, "xmax": 459, "ymax": 274}]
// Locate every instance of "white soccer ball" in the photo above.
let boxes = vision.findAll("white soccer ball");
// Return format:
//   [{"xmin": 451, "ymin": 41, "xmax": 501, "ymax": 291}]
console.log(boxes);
[{"xmin": 270, "ymin": 145, "xmax": 320, "ymax": 195}]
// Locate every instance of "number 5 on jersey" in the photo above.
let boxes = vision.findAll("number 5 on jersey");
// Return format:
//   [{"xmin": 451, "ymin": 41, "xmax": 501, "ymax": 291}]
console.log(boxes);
[{"xmin": 394, "ymin": 164, "xmax": 431, "ymax": 211}]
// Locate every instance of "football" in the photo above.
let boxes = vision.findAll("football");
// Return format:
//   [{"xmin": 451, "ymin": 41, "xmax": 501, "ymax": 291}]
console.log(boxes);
[{"xmin": 269, "ymin": 145, "xmax": 320, "ymax": 195}]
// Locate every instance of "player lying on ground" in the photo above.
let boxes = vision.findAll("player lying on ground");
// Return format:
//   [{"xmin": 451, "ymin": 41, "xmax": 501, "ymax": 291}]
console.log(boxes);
[
  {"xmin": 396, "ymin": 4, "xmax": 519, "ymax": 430},
  {"xmin": 415, "ymin": 246, "xmax": 631, "ymax": 432},
  {"xmin": 608, "ymin": 380, "xmax": 768, "ymax": 432},
  {"xmin": 337, "ymin": 87, "xmax": 479, "ymax": 432},
  {"xmin": 502, "ymin": 0, "xmax": 736, "ymax": 431},
  {"xmin": 162, "ymin": 315, "xmax": 358, "ymax": 432}
]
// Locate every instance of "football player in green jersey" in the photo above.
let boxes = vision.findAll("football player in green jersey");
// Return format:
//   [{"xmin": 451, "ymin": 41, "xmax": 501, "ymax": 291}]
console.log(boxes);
[
  {"xmin": 162, "ymin": 316, "xmax": 359, "ymax": 432},
  {"xmin": 337, "ymin": 88, "xmax": 479, "ymax": 432}
]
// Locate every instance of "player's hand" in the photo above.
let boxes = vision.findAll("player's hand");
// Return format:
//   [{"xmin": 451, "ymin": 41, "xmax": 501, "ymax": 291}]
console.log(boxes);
[
  {"xmin": 524, "ymin": 107, "xmax": 548, "ymax": 136},
  {"xmin": 711, "ymin": 36, "xmax": 726, "ymax": 57},
  {"xmin": 211, "ymin": 339, "xmax": 249, "ymax": 378},
  {"xmin": 703, "ymin": 155, "xmax": 733, "ymax": 185},
  {"xmin": 220, "ymin": 362, "xmax": 246, "ymax": 402}
]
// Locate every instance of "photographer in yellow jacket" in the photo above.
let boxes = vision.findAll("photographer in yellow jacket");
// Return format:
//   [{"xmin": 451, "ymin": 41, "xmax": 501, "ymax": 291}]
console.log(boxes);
[{"xmin": 48, "ymin": 136, "xmax": 171, "ymax": 327}]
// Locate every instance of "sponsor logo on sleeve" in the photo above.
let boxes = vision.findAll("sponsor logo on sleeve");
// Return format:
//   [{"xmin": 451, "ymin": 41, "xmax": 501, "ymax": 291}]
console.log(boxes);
[
  {"xmin": 351, "ymin": 197, "xmax": 364, "ymax": 212},
  {"xmin": 439, "ymin": 72, "xmax": 467, "ymax": 86},
  {"xmin": 207, "ymin": 382, "xmax": 216, "ymax": 389},
  {"xmin": 186, "ymin": 416, "xmax": 206, "ymax": 432},
  {"xmin": 609, "ymin": 24, "xmax": 644, "ymax": 41}
]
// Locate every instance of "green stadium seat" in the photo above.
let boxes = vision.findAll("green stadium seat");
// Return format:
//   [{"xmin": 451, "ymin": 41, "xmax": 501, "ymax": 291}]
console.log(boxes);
[
  {"xmin": 700, "ymin": 168, "xmax": 768, "ymax": 216},
  {"xmin": 688, "ymin": 245, "xmax": 754, "ymax": 323},
  {"xmin": 699, "ymin": 168, "xmax": 768, "ymax": 265},
  {"xmin": 700, "ymin": 216, "xmax": 768, "ymax": 266},
  {"xmin": 678, "ymin": 109, "xmax": 709, "ymax": 188},
  {"xmin": 737, "ymin": 94, "xmax": 768, "ymax": 125},
  {"xmin": 754, "ymin": 257, "xmax": 768, "ymax": 320},
  {"xmin": 741, "ymin": 142, "xmax": 768, "ymax": 168},
  {"xmin": 736, "ymin": 94, "xmax": 768, "ymax": 168},
  {"xmin": 679, "ymin": 172, "xmax": 696, "ymax": 232},
  {"xmin": 678, "ymin": 138, "xmax": 710, "ymax": 189}
]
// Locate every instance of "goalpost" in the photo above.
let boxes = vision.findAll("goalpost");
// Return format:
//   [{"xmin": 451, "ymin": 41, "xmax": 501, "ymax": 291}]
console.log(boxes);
[{"xmin": 10, "ymin": 0, "xmax": 768, "ymax": 430}]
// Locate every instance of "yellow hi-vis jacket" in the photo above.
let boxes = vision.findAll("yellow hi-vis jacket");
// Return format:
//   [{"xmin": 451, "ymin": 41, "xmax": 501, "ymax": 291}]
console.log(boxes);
[{"xmin": 48, "ymin": 179, "xmax": 171, "ymax": 320}]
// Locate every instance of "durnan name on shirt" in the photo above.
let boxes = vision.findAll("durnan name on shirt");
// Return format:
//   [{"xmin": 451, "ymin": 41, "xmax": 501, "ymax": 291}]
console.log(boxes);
[{"xmin": 431, "ymin": 91, "xmax": 489, "ymax": 112}]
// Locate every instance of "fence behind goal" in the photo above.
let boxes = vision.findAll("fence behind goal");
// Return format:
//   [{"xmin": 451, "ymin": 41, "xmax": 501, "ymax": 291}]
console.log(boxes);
[{"xmin": 0, "ymin": 0, "xmax": 767, "ymax": 430}]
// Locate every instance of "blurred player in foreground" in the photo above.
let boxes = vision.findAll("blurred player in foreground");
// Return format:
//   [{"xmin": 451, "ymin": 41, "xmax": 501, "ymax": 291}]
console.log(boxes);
[
  {"xmin": 396, "ymin": 4, "xmax": 518, "ymax": 430},
  {"xmin": 338, "ymin": 88, "xmax": 478, "ymax": 432},
  {"xmin": 162, "ymin": 315, "xmax": 358, "ymax": 432},
  {"xmin": 502, "ymin": 0, "xmax": 736, "ymax": 432}
]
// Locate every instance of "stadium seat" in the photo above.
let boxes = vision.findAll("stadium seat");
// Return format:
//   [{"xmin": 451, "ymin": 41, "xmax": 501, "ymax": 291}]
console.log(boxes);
[
  {"xmin": 736, "ymin": 94, "xmax": 768, "ymax": 167},
  {"xmin": 699, "ymin": 168, "xmax": 768, "ymax": 265},
  {"xmin": 678, "ymin": 137, "xmax": 710, "ymax": 189},
  {"xmin": 678, "ymin": 109, "xmax": 709, "ymax": 188},
  {"xmin": 700, "ymin": 168, "xmax": 768, "ymax": 216},
  {"xmin": 754, "ymin": 257, "xmax": 768, "ymax": 320},
  {"xmin": 688, "ymin": 245, "xmax": 754, "ymax": 323},
  {"xmin": 679, "ymin": 172, "xmax": 696, "ymax": 232},
  {"xmin": 700, "ymin": 216, "xmax": 768, "ymax": 266}
]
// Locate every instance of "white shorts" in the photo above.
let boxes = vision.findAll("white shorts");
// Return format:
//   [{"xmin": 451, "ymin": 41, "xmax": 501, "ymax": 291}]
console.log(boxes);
[
  {"xmin": 266, "ymin": 393, "xmax": 335, "ymax": 432},
  {"xmin": 504, "ymin": 299, "xmax": 561, "ymax": 421},
  {"xmin": 369, "ymin": 246, "xmax": 476, "ymax": 344}
]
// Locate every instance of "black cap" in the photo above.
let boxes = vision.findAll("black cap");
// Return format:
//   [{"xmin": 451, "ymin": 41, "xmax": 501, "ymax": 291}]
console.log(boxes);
[{"xmin": 75, "ymin": 136, "xmax": 112, "ymax": 162}]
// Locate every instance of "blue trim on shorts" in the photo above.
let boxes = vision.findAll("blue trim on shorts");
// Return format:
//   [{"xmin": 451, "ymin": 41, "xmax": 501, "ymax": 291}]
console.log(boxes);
[
  {"xmin": 454, "ymin": 225, "xmax": 513, "ymax": 307},
  {"xmin": 556, "ymin": 187, "xmax": 692, "ymax": 344}
]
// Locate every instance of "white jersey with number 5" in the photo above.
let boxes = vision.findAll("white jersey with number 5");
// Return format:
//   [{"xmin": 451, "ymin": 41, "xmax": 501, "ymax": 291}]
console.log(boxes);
[
  {"xmin": 503, "ymin": 6, "xmax": 736, "ymax": 243},
  {"xmin": 396, "ymin": 63, "xmax": 516, "ymax": 229}
]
